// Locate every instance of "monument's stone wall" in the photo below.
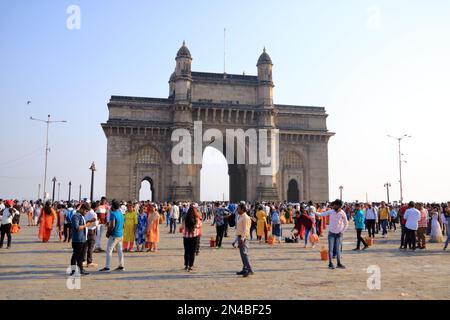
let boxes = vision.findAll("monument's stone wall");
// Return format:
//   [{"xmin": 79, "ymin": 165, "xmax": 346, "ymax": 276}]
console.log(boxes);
[{"xmin": 102, "ymin": 43, "xmax": 334, "ymax": 202}]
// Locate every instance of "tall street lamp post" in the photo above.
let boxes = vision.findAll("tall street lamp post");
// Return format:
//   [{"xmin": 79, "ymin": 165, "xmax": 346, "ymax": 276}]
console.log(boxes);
[
  {"xmin": 30, "ymin": 114, "xmax": 67, "ymax": 200},
  {"xmin": 384, "ymin": 182, "xmax": 391, "ymax": 204},
  {"xmin": 79, "ymin": 184, "xmax": 82, "ymax": 202},
  {"xmin": 68, "ymin": 181, "xmax": 72, "ymax": 202},
  {"xmin": 339, "ymin": 186, "xmax": 343, "ymax": 201},
  {"xmin": 89, "ymin": 162, "xmax": 96, "ymax": 203},
  {"xmin": 57, "ymin": 182, "xmax": 61, "ymax": 201},
  {"xmin": 51, "ymin": 177, "xmax": 57, "ymax": 202},
  {"xmin": 387, "ymin": 134, "xmax": 411, "ymax": 204}
]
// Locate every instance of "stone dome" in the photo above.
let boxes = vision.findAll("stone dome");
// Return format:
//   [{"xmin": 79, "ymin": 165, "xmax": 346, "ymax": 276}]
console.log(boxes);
[
  {"xmin": 257, "ymin": 47, "xmax": 272, "ymax": 66},
  {"xmin": 169, "ymin": 71, "xmax": 176, "ymax": 82},
  {"xmin": 176, "ymin": 41, "xmax": 192, "ymax": 59}
]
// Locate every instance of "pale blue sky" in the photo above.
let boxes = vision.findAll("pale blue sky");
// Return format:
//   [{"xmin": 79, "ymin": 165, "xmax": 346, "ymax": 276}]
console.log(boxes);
[{"xmin": 1, "ymin": 0, "xmax": 449, "ymax": 202}]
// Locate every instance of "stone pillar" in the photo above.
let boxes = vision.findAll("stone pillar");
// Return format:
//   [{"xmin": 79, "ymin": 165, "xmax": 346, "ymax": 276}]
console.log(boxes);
[
  {"xmin": 308, "ymin": 140, "xmax": 329, "ymax": 203},
  {"xmin": 105, "ymin": 134, "xmax": 132, "ymax": 200},
  {"xmin": 255, "ymin": 109, "xmax": 280, "ymax": 202}
]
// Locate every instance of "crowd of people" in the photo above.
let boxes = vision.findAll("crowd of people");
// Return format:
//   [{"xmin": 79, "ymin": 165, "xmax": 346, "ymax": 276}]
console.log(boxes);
[{"xmin": 1, "ymin": 197, "xmax": 449, "ymax": 275}]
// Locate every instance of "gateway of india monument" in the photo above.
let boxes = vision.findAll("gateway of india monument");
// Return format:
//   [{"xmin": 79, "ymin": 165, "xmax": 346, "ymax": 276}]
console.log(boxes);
[{"xmin": 102, "ymin": 42, "xmax": 334, "ymax": 203}]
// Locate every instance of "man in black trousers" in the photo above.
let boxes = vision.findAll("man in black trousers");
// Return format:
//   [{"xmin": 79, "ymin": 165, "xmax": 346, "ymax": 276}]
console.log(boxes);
[{"xmin": 70, "ymin": 203, "xmax": 93, "ymax": 276}]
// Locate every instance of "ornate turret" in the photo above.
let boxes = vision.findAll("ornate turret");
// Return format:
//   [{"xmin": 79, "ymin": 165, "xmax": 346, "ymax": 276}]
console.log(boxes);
[
  {"xmin": 173, "ymin": 41, "xmax": 192, "ymax": 102},
  {"xmin": 176, "ymin": 40, "xmax": 192, "ymax": 59},
  {"xmin": 257, "ymin": 47, "xmax": 273, "ymax": 66},
  {"xmin": 257, "ymin": 47, "xmax": 274, "ymax": 106}
]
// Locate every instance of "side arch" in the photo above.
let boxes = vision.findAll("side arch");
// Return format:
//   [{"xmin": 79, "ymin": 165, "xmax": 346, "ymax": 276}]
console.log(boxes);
[
  {"xmin": 280, "ymin": 148, "xmax": 308, "ymax": 202},
  {"xmin": 133, "ymin": 144, "xmax": 163, "ymax": 201}
]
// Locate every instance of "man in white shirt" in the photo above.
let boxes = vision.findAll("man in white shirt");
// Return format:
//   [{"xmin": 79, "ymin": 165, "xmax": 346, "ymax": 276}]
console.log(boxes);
[
  {"xmin": 403, "ymin": 201, "xmax": 421, "ymax": 250},
  {"xmin": 316, "ymin": 199, "xmax": 348, "ymax": 269},
  {"xmin": 33, "ymin": 202, "xmax": 41, "ymax": 226},
  {"xmin": 364, "ymin": 203, "xmax": 378, "ymax": 238},
  {"xmin": 169, "ymin": 202, "xmax": 179, "ymax": 234},
  {"xmin": 1, "ymin": 200, "xmax": 16, "ymax": 249},
  {"xmin": 0, "ymin": 199, "xmax": 5, "ymax": 212},
  {"xmin": 235, "ymin": 203, "xmax": 253, "ymax": 277},
  {"xmin": 83, "ymin": 203, "xmax": 98, "ymax": 267},
  {"xmin": 94, "ymin": 197, "xmax": 109, "ymax": 252},
  {"xmin": 372, "ymin": 204, "xmax": 380, "ymax": 234}
]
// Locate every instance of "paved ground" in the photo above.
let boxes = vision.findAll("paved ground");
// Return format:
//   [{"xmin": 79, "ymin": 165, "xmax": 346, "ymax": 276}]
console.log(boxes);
[{"xmin": 0, "ymin": 219, "xmax": 449, "ymax": 300}]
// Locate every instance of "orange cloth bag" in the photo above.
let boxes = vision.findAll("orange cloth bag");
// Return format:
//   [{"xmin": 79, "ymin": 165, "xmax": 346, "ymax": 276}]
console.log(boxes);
[{"xmin": 320, "ymin": 247, "xmax": 328, "ymax": 261}]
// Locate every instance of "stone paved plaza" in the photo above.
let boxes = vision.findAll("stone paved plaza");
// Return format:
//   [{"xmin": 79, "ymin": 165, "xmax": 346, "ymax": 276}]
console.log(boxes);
[{"xmin": 0, "ymin": 219, "xmax": 449, "ymax": 300}]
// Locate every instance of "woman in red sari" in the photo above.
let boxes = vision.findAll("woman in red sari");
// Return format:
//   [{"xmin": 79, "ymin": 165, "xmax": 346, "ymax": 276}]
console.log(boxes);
[{"xmin": 38, "ymin": 201, "xmax": 57, "ymax": 243}]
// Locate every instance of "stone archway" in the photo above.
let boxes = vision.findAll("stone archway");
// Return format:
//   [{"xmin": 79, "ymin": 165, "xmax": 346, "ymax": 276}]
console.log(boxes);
[
  {"xmin": 281, "ymin": 150, "xmax": 306, "ymax": 202},
  {"xmin": 134, "ymin": 144, "xmax": 162, "ymax": 201},
  {"xmin": 287, "ymin": 179, "xmax": 300, "ymax": 203},
  {"xmin": 200, "ymin": 137, "xmax": 248, "ymax": 202}
]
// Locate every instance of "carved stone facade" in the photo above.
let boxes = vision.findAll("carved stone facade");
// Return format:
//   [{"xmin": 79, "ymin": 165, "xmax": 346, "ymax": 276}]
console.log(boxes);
[{"xmin": 102, "ymin": 42, "xmax": 334, "ymax": 203}]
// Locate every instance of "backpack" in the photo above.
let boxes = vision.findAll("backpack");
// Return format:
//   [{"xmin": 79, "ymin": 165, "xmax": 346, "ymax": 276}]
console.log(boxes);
[{"xmin": 65, "ymin": 208, "xmax": 74, "ymax": 224}]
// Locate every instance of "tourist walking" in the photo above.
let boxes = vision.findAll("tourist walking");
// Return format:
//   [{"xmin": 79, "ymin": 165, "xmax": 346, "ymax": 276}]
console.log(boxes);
[
  {"xmin": 389, "ymin": 205, "xmax": 397, "ymax": 231},
  {"xmin": 353, "ymin": 203, "xmax": 368, "ymax": 250},
  {"xmin": 123, "ymin": 201, "xmax": 138, "ymax": 252},
  {"xmin": 212, "ymin": 202, "xmax": 226, "ymax": 248},
  {"xmin": 440, "ymin": 207, "xmax": 447, "ymax": 237},
  {"xmin": 146, "ymin": 203, "xmax": 160, "ymax": 252},
  {"xmin": 169, "ymin": 202, "xmax": 179, "ymax": 234},
  {"xmin": 298, "ymin": 209, "xmax": 314, "ymax": 248},
  {"xmin": 56, "ymin": 203, "xmax": 66, "ymax": 241},
  {"xmin": 364, "ymin": 203, "xmax": 377, "ymax": 238},
  {"xmin": 193, "ymin": 204, "xmax": 202, "ymax": 255},
  {"xmin": 444, "ymin": 210, "xmax": 450, "ymax": 250},
  {"xmin": 378, "ymin": 201, "xmax": 389, "ymax": 237},
  {"xmin": 180, "ymin": 206, "xmax": 202, "ymax": 272},
  {"xmin": 70, "ymin": 203, "xmax": 93, "ymax": 276},
  {"xmin": 99, "ymin": 200, "xmax": 125, "ymax": 272},
  {"xmin": 256, "ymin": 205, "xmax": 268, "ymax": 243},
  {"xmin": 0, "ymin": 200, "xmax": 17, "ymax": 249},
  {"xmin": 271, "ymin": 206, "xmax": 282, "ymax": 243},
  {"xmin": 398, "ymin": 203, "xmax": 408, "ymax": 249},
  {"xmin": 429, "ymin": 207, "xmax": 444, "ymax": 243},
  {"xmin": 33, "ymin": 201, "xmax": 41, "ymax": 226},
  {"xmin": 26, "ymin": 200, "xmax": 34, "ymax": 226},
  {"xmin": 94, "ymin": 197, "xmax": 109, "ymax": 252},
  {"xmin": 317, "ymin": 199, "xmax": 348, "ymax": 269},
  {"xmin": 135, "ymin": 206, "xmax": 148, "ymax": 252},
  {"xmin": 249, "ymin": 206, "xmax": 257, "ymax": 241},
  {"xmin": 83, "ymin": 202, "xmax": 98, "ymax": 268},
  {"xmin": 38, "ymin": 201, "xmax": 57, "ymax": 243},
  {"xmin": 63, "ymin": 203, "xmax": 75, "ymax": 243},
  {"xmin": 236, "ymin": 203, "xmax": 253, "ymax": 277},
  {"xmin": 315, "ymin": 205, "xmax": 323, "ymax": 236},
  {"xmin": 403, "ymin": 201, "xmax": 420, "ymax": 250},
  {"xmin": 165, "ymin": 202, "xmax": 171, "ymax": 227},
  {"xmin": 416, "ymin": 203, "xmax": 429, "ymax": 249}
]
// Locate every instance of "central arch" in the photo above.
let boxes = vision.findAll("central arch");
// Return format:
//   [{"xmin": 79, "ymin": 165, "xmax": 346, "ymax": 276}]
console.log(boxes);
[
  {"xmin": 200, "ymin": 146, "xmax": 229, "ymax": 201},
  {"xmin": 200, "ymin": 131, "xmax": 249, "ymax": 202}
]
